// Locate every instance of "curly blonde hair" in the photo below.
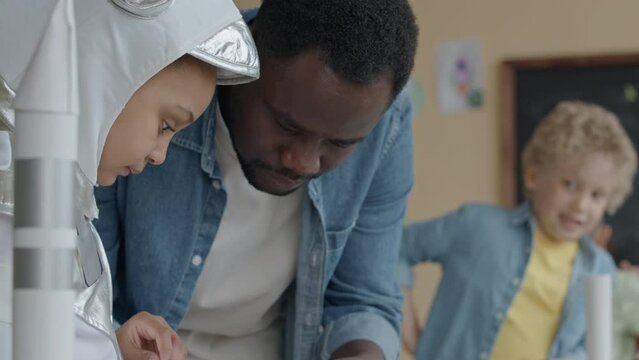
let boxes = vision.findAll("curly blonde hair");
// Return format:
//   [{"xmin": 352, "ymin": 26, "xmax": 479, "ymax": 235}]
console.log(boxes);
[{"xmin": 522, "ymin": 101, "xmax": 637, "ymax": 214}]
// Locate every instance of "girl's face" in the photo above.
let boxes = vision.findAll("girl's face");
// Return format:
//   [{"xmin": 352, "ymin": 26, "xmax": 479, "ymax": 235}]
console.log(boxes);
[{"xmin": 97, "ymin": 56, "xmax": 217, "ymax": 186}]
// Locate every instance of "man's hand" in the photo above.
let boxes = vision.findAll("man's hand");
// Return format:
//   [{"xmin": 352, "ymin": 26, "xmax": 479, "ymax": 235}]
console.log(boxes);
[
  {"xmin": 401, "ymin": 288, "xmax": 421, "ymax": 354},
  {"xmin": 330, "ymin": 340, "xmax": 384, "ymax": 360},
  {"xmin": 116, "ymin": 311, "xmax": 187, "ymax": 360}
]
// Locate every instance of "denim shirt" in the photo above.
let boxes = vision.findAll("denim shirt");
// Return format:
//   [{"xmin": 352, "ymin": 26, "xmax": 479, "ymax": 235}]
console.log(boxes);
[
  {"xmin": 397, "ymin": 203, "xmax": 616, "ymax": 360},
  {"xmin": 94, "ymin": 82, "xmax": 413, "ymax": 359}
]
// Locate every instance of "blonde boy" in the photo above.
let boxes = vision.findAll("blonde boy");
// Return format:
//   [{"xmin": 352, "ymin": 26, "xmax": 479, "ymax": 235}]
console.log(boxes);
[{"xmin": 399, "ymin": 101, "xmax": 637, "ymax": 360}]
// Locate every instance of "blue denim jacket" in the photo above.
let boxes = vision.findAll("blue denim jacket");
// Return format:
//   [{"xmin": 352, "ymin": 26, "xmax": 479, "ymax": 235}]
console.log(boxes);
[
  {"xmin": 397, "ymin": 203, "xmax": 616, "ymax": 360},
  {"xmin": 94, "ymin": 82, "xmax": 413, "ymax": 359}
]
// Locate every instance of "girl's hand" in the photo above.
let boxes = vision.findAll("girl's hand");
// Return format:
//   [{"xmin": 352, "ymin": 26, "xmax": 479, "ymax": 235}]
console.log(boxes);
[{"xmin": 116, "ymin": 311, "xmax": 187, "ymax": 360}]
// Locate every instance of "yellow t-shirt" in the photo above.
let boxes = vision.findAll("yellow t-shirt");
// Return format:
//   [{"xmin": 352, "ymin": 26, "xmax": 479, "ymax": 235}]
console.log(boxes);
[{"xmin": 491, "ymin": 227, "xmax": 579, "ymax": 360}]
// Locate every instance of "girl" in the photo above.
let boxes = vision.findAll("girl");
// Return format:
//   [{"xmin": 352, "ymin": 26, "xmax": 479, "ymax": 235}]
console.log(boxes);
[{"xmin": 0, "ymin": 0, "xmax": 259, "ymax": 359}]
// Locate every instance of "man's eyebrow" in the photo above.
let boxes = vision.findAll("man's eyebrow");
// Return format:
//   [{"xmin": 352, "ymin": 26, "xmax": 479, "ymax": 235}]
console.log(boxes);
[{"xmin": 267, "ymin": 103, "xmax": 365, "ymax": 144}]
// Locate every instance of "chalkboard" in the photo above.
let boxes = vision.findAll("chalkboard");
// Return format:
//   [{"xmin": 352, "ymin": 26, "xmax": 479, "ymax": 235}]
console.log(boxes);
[{"xmin": 500, "ymin": 54, "xmax": 639, "ymax": 264}]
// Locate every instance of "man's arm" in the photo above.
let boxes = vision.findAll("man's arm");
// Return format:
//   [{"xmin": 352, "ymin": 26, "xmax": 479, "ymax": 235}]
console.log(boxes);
[
  {"xmin": 94, "ymin": 179, "xmax": 191, "ymax": 360},
  {"xmin": 400, "ymin": 288, "xmax": 420, "ymax": 355},
  {"xmin": 554, "ymin": 337, "xmax": 586, "ymax": 360},
  {"xmin": 320, "ymin": 92, "xmax": 414, "ymax": 360}
]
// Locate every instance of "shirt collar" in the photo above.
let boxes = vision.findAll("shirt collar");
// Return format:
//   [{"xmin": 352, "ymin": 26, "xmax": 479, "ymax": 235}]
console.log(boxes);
[{"xmin": 510, "ymin": 201, "xmax": 534, "ymax": 226}]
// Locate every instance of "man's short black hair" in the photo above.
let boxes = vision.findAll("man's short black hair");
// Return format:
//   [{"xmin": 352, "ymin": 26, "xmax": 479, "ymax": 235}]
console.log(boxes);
[{"xmin": 252, "ymin": 0, "xmax": 418, "ymax": 100}]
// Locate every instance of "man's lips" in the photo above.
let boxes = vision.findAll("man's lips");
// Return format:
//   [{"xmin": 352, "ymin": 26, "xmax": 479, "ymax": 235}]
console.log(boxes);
[{"xmin": 267, "ymin": 168, "xmax": 306, "ymax": 188}]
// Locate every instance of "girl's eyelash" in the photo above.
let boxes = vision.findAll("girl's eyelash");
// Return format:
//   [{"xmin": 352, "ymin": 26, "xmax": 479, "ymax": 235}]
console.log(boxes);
[{"xmin": 162, "ymin": 120, "xmax": 175, "ymax": 132}]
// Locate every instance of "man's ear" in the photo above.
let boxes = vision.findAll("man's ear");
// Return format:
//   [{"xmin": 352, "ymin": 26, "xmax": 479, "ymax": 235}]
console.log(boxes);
[{"xmin": 523, "ymin": 166, "xmax": 537, "ymax": 193}]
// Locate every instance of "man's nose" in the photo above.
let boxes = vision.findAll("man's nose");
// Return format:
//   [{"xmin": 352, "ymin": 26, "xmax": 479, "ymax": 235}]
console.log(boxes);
[{"xmin": 279, "ymin": 140, "xmax": 321, "ymax": 177}]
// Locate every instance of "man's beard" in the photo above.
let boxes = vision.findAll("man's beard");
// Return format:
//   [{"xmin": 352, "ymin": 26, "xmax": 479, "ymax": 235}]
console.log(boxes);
[
  {"xmin": 238, "ymin": 156, "xmax": 320, "ymax": 196},
  {"xmin": 221, "ymin": 101, "xmax": 320, "ymax": 196}
]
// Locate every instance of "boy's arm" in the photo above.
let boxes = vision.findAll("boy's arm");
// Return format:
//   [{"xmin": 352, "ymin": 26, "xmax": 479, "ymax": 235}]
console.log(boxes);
[
  {"xmin": 553, "ymin": 340, "xmax": 586, "ymax": 360},
  {"xmin": 396, "ymin": 206, "xmax": 469, "ymax": 289},
  {"xmin": 560, "ymin": 261, "xmax": 619, "ymax": 360}
]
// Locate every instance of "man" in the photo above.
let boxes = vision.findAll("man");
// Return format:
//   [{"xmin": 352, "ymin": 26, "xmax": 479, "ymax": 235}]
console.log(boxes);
[{"xmin": 94, "ymin": 0, "xmax": 418, "ymax": 359}]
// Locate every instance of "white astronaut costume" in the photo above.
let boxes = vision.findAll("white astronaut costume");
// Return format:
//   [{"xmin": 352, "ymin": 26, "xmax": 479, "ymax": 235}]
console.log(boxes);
[{"xmin": 0, "ymin": 0, "xmax": 259, "ymax": 358}]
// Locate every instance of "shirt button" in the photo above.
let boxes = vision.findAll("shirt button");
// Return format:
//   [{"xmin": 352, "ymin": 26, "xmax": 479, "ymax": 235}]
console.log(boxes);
[
  {"xmin": 496, "ymin": 312, "xmax": 504, "ymax": 320},
  {"xmin": 512, "ymin": 277, "xmax": 520, "ymax": 286},
  {"xmin": 191, "ymin": 255, "xmax": 203, "ymax": 267},
  {"xmin": 212, "ymin": 180, "xmax": 221, "ymax": 191},
  {"xmin": 305, "ymin": 313, "xmax": 314, "ymax": 326},
  {"xmin": 480, "ymin": 352, "xmax": 488, "ymax": 360},
  {"xmin": 310, "ymin": 251, "xmax": 319, "ymax": 267}
]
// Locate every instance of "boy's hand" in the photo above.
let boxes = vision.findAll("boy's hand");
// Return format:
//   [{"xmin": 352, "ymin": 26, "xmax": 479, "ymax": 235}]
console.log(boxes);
[
  {"xmin": 401, "ymin": 288, "xmax": 421, "ymax": 355},
  {"xmin": 116, "ymin": 311, "xmax": 187, "ymax": 360}
]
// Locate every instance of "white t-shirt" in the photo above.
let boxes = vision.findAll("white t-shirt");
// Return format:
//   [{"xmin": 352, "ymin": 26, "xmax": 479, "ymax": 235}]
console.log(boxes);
[{"xmin": 178, "ymin": 107, "xmax": 303, "ymax": 360}]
